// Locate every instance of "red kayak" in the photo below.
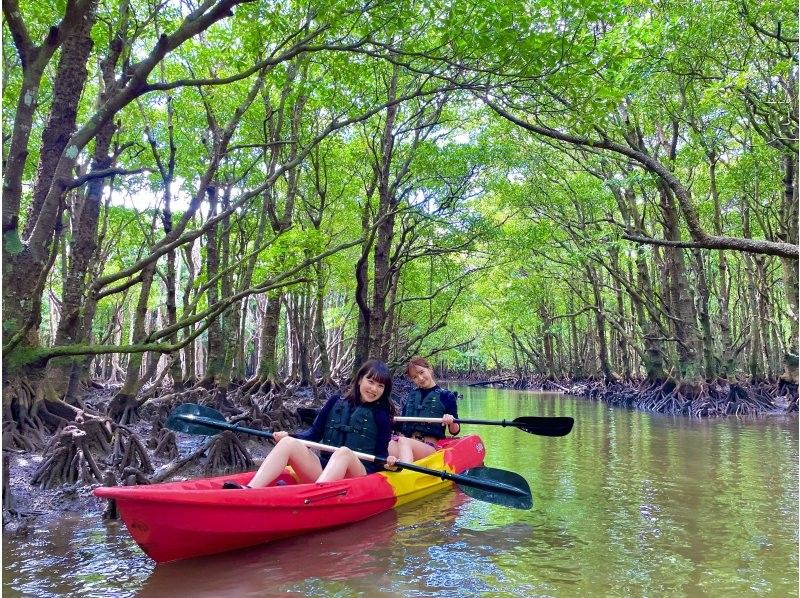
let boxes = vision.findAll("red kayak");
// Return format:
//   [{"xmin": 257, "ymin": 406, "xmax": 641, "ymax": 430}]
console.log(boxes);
[{"xmin": 94, "ymin": 434, "xmax": 486, "ymax": 563}]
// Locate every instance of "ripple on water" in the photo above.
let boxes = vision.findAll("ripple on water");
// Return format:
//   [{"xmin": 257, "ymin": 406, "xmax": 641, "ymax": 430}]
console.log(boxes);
[{"xmin": 3, "ymin": 515, "xmax": 152, "ymax": 597}]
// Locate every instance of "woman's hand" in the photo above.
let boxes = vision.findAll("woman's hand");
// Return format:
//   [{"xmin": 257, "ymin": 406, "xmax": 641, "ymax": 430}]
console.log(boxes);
[
  {"xmin": 384, "ymin": 455, "xmax": 400, "ymax": 471},
  {"xmin": 443, "ymin": 413, "xmax": 460, "ymax": 435}
]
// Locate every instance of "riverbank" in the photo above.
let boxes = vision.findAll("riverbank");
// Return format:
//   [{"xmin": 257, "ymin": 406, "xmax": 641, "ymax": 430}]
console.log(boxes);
[
  {"xmin": 444, "ymin": 374, "xmax": 798, "ymax": 417},
  {"xmin": 2, "ymin": 384, "xmax": 331, "ymax": 536}
]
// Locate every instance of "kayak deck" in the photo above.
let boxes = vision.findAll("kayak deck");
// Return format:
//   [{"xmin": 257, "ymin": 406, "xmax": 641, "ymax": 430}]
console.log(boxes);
[{"xmin": 94, "ymin": 434, "xmax": 486, "ymax": 563}]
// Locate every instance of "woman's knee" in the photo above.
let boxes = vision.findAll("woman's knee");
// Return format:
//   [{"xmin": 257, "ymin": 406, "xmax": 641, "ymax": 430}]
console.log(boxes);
[
  {"xmin": 276, "ymin": 436, "xmax": 299, "ymax": 447},
  {"xmin": 332, "ymin": 446, "xmax": 354, "ymax": 459},
  {"xmin": 274, "ymin": 436, "xmax": 305, "ymax": 454}
]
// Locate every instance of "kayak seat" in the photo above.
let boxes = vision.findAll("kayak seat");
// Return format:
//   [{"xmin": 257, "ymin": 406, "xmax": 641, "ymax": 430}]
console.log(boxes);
[
  {"xmin": 222, "ymin": 479, "xmax": 290, "ymax": 489},
  {"xmin": 222, "ymin": 481, "xmax": 250, "ymax": 489}
]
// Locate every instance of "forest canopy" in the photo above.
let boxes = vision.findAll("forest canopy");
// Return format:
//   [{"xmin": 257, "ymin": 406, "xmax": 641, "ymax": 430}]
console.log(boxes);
[{"xmin": 2, "ymin": 0, "xmax": 797, "ymax": 429}]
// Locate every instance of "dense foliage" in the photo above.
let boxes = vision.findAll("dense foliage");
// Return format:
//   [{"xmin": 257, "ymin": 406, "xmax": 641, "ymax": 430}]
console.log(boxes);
[{"xmin": 2, "ymin": 0, "xmax": 797, "ymax": 419}]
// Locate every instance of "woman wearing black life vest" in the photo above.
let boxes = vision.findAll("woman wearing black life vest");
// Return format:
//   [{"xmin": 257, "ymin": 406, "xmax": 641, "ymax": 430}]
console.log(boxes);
[
  {"xmin": 388, "ymin": 356, "xmax": 460, "ymax": 463},
  {"xmin": 224, "ymin": 359, "xmax": 399, "ymax": 489}
]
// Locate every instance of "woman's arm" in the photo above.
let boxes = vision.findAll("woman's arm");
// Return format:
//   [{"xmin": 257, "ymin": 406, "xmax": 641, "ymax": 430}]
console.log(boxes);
[{"xmin": 440, "ymin": 390, "xmax": 460, "ymax": 435}]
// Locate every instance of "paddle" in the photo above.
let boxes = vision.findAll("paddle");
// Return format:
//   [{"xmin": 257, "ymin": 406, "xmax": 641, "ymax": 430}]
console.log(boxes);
[
  {"xmin": 167, "ymin": 403, "xmax": 532, "ymax": 510},
  {"xmin": 395, "ymin": 415, "xmax": 574, "ymax": 437}
]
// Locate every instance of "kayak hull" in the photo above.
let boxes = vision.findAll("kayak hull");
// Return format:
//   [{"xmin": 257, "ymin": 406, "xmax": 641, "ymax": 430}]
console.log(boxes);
[{"xmin": 94, "ymin": 434, "xmax": 486, "ymax": 563}]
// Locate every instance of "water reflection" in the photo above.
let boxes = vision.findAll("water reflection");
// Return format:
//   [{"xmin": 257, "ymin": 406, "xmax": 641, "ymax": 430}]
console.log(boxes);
[
  {"xmin": 456, "ymin": 389, "xmax": 799, "ymax": 596},
  {"xmin": 140, "ymin": 507, "xmax": 400, "ymax": 596},
  {"xmin": 2, "ymin": 514, "xmax": 151, "ymax": 597},
  {"xmin": 3, "ymin": 388, "xmax": 797, "ymax": 597},
  {"xmin": 140, "ymin": 485, "xmax": 545, "ymax": 597}
]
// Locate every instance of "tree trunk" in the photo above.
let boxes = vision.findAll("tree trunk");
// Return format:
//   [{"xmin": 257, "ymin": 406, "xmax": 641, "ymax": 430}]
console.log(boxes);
[
  {"xmin": 254, "ymin": 291, "xmax": 282, "ymax": 390},
  {"xmin": 658, "ymin": 183, "xmax": 701, "ymax": 379},
  {"xmin": 312, "ymin": 262, "xmax": 332, "ymax": 384},
  {"xmin": 586, "ymin": 266, "xmax": 613, "ymax": 380},
  {"xmin": 779, "ymin": 154, "xmax": 799, "ymax": 352},
  {"xmin": 538, "ymin": 303, "xmax": 556, "ymax": 378},
  {"xmin": 690, "ymin": 249, "xmax": 716, "ymax": 379},
  {"xmin": 635, "ymin": 251, "xmax": 666, "ymax": 383},
  {"xmin": 367, "ymin": 67, "xmax": 400, "ymax": 361},
  {"xmin": 49, "ymin": 40, "xmax": 121, "ymax": 399},
  {"xmin": 109, "ymin": 262, "xmax": 156, "ymax": 423},
  {"xmin": 353, "ymin": 199, "xmax": 373, "ymax": 374},
  {"xmin": 710, "ymin": 158, "xmax": 736, "ymax": 376},
  {"xmin": 3, "ymin": 0, "xmax": 97, "ymax": 367},
  {"xmin": 200, "ymin": 187, "xmax": 225, "ymax": 387}
]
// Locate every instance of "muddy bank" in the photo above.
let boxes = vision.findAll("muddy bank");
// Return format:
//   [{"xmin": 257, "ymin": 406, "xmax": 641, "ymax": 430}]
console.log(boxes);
[
  {"xmin": 2, "ymin": 383, "xmax": 341, "ymax": 536},
  {"xmin": 2, "ymin": 377, "xmax": 423, "ymax": 534},
  {"xmin": 445, "ymin": 374, "xmax": 798, "ymax": 417}
]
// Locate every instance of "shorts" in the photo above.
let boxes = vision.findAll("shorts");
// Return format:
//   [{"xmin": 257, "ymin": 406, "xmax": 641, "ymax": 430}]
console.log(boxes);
[{"xmin": 391, "ymin": 433, "xmax": 438, "ymax": 448}]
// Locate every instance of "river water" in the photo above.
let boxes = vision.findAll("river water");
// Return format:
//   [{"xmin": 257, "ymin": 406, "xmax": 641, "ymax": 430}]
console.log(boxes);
[{"xmin": 3, "ymin": 388, "xmax": 798, "ymax": 596}]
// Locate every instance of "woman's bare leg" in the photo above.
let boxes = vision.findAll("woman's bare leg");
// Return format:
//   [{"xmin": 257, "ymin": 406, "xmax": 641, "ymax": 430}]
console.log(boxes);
[
  {"xmin": 388, "ymin": 438, "xmax": 414, "ymax": 462},
  {"xmin": 316, "ymin": 447, "xmax": 367, "ymax": 483},
  {"xmin": 248, "ymin": 437, "xmax": 322, "ymax": 487},
  {"xmin": 390, "ymin": 437, "xmax": 436, "ymax": 462},
  {"xmin": 404, "ymin": 437, "xmax": 437, "ymax": 461}
]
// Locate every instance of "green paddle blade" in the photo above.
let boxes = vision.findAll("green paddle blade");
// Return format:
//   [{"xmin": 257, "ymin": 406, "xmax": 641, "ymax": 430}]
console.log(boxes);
[
  {"xmin": 456, "ymin": 467, "xmax": 533, "ymax": 510},
  {"xmin": 166, "ymin": 403, "xmax": 229, "ymax": 436}
]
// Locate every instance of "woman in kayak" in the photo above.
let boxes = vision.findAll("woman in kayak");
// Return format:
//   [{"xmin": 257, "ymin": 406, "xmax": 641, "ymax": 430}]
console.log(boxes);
[
  {"xmin": 388, "ymin": 356, "xmax": 460, "ymax": 463},
  {"xmin": 225, "ymin": 359, "xmax": 398, "ymax": 489}
]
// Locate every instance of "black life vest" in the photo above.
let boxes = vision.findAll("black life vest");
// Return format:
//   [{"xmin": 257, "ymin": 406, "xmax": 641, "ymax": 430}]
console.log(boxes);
[
  {"xmin": 401, "ymin": 388, "xmax": 447, "ymax": 439},
  {"xmin": 319, "ymin": 397, "xmax": 379, "ymax": 459}
]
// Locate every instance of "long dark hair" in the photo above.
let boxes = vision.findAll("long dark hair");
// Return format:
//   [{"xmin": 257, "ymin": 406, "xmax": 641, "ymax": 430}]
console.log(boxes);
[{"xmin": 345, "ymin": 359, "xmax": 397, "ymax": 417}]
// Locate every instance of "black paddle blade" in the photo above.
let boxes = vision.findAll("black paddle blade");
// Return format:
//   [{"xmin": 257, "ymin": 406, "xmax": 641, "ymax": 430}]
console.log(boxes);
[
  {"xmin": 166, "ymin": 403, "xmax": 228, "ymax": 436},
  {"xmin": 456, "ymin": 467, "xmax": 532, "ymax": 510},
  {"xmin": 513, "ymin": 416, "xmax": 574, "ymax": 437}
]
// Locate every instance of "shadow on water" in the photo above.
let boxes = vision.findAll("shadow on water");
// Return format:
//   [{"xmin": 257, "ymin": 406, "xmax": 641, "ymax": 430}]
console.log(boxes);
[
  {"xmin": 138, "ymin": 506, "xmax": 402, "ymax": 597},
  {"xmin": 139, "ymin": 489, "xmax": 548, "ymax": 597}
]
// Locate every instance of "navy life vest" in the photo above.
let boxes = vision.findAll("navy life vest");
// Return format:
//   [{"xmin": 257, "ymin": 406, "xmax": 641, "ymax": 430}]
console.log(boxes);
[
  {"xmin": 401, "ymin": 388, "xmax": 447, "ymax": 439},
  {"xmin": 320, "ymin": 397, "xmax": 379, "ymax": 458}
]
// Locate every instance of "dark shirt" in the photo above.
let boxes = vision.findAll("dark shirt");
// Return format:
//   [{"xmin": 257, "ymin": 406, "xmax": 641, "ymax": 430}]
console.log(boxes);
[
  {"xmin": 419, "ymin": 385, "xmax": 459, "ymax": 418},
  {"xmin": 294, "ymin": 394, "xmax": 392, "ymax": 474},
  {"xmin": 399, "ymin": 385, "xmax": 460, "ymax": 435}
]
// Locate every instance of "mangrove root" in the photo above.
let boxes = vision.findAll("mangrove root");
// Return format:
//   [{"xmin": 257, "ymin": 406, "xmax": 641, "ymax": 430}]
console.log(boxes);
[
  {"xmin": 111, "ymin": 427, "xmax": 154, "ymax": 474},
  {"xmin": 123, "ymin": 466, "xmax": 151, "ymax": 487},
  {"xmin": 204, "ymin": 430, "xmax": 253, "ymax": 476},
  {"xmin": 30, "ymin": 425, "xmax": 104, "ymax": 489},
  {"xmin": 100, "ymin": 469, "xmax": 118, "ymax": 521},
  {"xmin": 153, "ymin": 429, "xmax": 178, "ymax": 460},
  {"xmin": 149, "ymin": 442, "xmax": 209, "ymax": 484},
  {"xmin": 2, "ymin": 418, "xmax": 43, "ymax": 452},
  {"xmin": 2, "ymin": 452, "xmax": 13, "ymax": 513},
  {"xmin": 107, "ymin": 393, "xmax": 142, "ymax": 426}
]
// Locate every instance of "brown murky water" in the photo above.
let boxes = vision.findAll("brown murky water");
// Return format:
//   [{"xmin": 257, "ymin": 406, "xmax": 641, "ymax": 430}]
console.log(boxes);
[{"xmin": 3, "ymin": 389, "xmax": 798, "ymax": 596}]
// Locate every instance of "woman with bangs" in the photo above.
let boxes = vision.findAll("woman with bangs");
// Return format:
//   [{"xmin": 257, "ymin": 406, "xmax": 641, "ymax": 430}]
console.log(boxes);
[
  {"xmin": 388, "ymin": 356, "xmax": 460, "ymax": 463},
  {"xmin": 223, "ymin": 359, "xmax": 398, "ymax": 489}
]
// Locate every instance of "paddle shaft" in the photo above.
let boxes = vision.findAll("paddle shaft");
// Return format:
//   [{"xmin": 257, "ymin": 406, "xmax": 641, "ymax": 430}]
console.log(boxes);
[
  {"xmin": 394, "ymin": 414, "xmax": 573, "ymax": 436},
  {"xmin": 396, "ymin": 416, "xmax": 550, "ymax": 427},
  {"xmin": 299, "ymin": 409, "xmax": 573, "ymax": 436},
  {"xmin": 174, "ymin": 413, "xmax": 528, "ymax": 498}
]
